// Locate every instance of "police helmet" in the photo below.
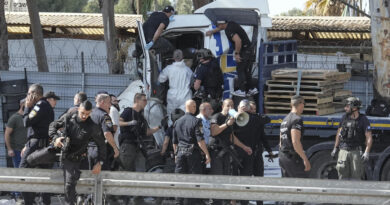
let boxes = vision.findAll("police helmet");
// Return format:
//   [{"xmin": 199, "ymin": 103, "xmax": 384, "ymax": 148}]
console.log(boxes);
[
  {"xmin": 196, "ymin": 49, "xmax": 213, "ymax": 60},
  {"xmin": 345, "ymin": 97, "xmax": 361, "ymax": 109},
  {"xmin": 171, "ymin": 108, "xmax": 185, "ymax": 123}
]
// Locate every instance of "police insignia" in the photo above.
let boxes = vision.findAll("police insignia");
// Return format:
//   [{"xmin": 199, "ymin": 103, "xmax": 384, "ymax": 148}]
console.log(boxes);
[
  {"xmin": 105, "ymin": 119, "xmax": 113, "ymax": 128},
  {"xmin": 33, "ymin": 105, "xmax": 40, "ymax": 111},
  {"xmin": 29, "ymin": 110, "xmax": 37, "ymax": 119},
  {"xmin": 199, "ymin": 123, "xmax": 204, "ymax": 134}
]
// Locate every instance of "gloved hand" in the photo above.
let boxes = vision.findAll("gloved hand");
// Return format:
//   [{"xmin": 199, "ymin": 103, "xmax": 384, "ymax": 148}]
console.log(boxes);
[
  {"xmin": 127, "ymin": 120, "xmax": 138, "ymax": 126},
  {"xmin": 331, "ymin": 147, "xmax": 339, "ymax": 158},
  {"xmin": 145, "ymin": 41, "xmax": 154, "ymax": 50},
  {"xmin": 361, "ymin": 152, "xmax": 369, "ymax": 162},
  {"xmin": 169, "ymin": 15, "xmax": 175, "ymax": 22}
]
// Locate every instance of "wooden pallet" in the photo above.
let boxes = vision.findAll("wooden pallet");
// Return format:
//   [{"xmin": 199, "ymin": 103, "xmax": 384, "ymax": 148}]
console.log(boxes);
[
  {"xmin": 264, "ymin": 101, "xmax": 333, "ymax": 109},
  {"xmin": 264, "ymin": 90, "xmax": 332, "ymax": 97},
  {"xmin": 265, "ymin": 106, "xmax": 336, "ymax": 116},
  {"xmin": 271, "ymin": 69, "xmax": 351, "ymax": 82},
  {"xmin": 266, "ymin": 79, "xmax": 334, "ymax": 87},
  {"xmin": 264, "ymin": 94, "xmax": 334, "ymax": 105}
]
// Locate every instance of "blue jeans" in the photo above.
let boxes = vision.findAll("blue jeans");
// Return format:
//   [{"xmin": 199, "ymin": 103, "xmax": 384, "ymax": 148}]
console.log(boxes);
[
  {"xmin": 12, "ymin": 150, "xmax": 22, "ymax": 198},
  {"xmin": 12, "ymin": 150, "xmax": 22, "ymax": 168}
]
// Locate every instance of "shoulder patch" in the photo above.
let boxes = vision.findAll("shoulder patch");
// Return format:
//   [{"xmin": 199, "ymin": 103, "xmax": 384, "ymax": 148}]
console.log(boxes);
[
  {"xmin": 199, "ymin": 122, "xmax": 204, "ymax": 134},
  {"xmin": 104, "ymin": 115, "xmax": 113, "ymax": 128},
  {"xmin": 29, "ymin": 110, "xmax": 37, "ymax": 119},
  {"xmin": 36, "ymin": 101, "xmax": 42, "ymax": 105},
  {"xmin": 33, "ymin": 105, "xmax": 40, "ymax": 111}
]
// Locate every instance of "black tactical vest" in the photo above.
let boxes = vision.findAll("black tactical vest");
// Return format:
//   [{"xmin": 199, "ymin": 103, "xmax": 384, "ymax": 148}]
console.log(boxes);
[{"xmin": 339, "ymin": 115, "xmax": 365, "ymax": 148}]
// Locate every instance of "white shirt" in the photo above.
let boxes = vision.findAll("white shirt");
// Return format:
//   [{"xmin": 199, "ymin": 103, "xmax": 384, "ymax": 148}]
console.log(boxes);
[
  {"xmin": 158, "ymin": 60, "xmax": 193, "ymax": 103},
  {"xmin": 109, "ymin": 105, "xmax": 120, "ymax": 146}
]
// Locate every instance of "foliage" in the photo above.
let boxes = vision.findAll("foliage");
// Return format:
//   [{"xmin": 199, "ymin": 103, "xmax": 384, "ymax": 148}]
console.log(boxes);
[
  {"xmin": 115, "ymin": 0, "xmax": 136, "ymax": 14},
  {"xmin": 279, "ymin": 8, "xmax": 315, "ymax": 16},
  {"xmin": 82, "ymin": 0, "xmax": 100, "ymax": 13},
  {"xmin": 304, "ymin": 0, "xmax": 345, "ymax": 16},
  {"xmin": 176, "ymin": 0, "xmax": 192, "ymax": 14},
  {"xmin": 37, "ymin": 0, "xmax": 88, "ymax": 12}
]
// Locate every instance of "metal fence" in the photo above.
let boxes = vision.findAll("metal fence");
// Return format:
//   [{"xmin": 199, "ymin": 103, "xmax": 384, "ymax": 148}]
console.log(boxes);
[
  {"xmin": 0, "ymin": 71, "xmax": 133, "ymax": 167},
  {"xmin": 0, "ymin": 168, "xmax": 389, "ymax": 204}
]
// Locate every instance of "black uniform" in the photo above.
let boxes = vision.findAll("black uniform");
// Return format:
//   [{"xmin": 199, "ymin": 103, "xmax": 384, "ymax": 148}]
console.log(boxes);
[
  {"xmin": 143, "ymin": 12, "xmax": 169, "ymax": 43},
  {"xmin": 20, "ymin": 98, "xmax": 54, "ymax": 205},
  {"xmin": 253, "ymin": 114, "xmax": 272, "ymax": 178},
  {"xmin": 194, "ymin": 58, "xmax": 223, "ymax": 100},
  {"xmin": 118, "ymin": 107, "xmax": 148, "ymax": 171},
  {"xmin": 208, "ymin": 112, "xmax": 235, "ymax": 205},
  {"xmin": 49, "ymin": 112, "xmax": 106, "ymax": 205},
  {"xmin": 279, "ymin": 112, "xmax": 307, "ymax": 178},
  {"xmin": 136, "ymin": 11, "xmax": 173, "ymax": 57},
  {"xmin": 89, "ymin": 107, "xmax": 114, "ymax": 170},
  {"xmin": 173, "ymin": 112, "xmax": 204, "ymax": 205},
  {"xmin": 225, "ymin": 21, "xmax": 253, "ymax": 92}
]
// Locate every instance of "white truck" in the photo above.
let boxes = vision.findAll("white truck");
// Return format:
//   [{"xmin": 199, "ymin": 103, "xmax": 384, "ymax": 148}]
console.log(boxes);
[{"xmin": 118, "ymin": 0, "xmax": 273, "ymax": 146}]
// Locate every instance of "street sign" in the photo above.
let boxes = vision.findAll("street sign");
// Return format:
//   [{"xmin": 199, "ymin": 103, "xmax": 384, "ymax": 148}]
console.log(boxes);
[{"xmin": 4, "ymin": 0, "xmax": 28, "ymax": 12}]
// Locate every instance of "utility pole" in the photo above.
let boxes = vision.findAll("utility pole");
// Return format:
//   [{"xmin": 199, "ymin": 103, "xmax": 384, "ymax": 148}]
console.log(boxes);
[
  {"xmin": 26, "ymin": 0, "xmax": 48, "ymax": 72},
  {"xmin": 370, "ymin": 0, "xmax": 390, "ymax": 102},
  {"xmin": 0, "ymin": 0, "xmax": 9, "ymax": 70},
  {"xmin": 102, "ymin": 0, "xmax": 123, "ymax": 74}
]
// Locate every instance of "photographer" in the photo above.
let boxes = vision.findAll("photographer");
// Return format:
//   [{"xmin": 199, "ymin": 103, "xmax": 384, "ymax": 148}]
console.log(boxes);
[{"xmin": 49, "ymin": 100, "xmax": 106, "ymax": 205}]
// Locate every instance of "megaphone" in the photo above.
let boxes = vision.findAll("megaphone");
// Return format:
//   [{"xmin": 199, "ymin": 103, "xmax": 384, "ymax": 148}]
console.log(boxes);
[{"xmin": 228, "ymin": 109, "xmax": 249, "ymax": 127}]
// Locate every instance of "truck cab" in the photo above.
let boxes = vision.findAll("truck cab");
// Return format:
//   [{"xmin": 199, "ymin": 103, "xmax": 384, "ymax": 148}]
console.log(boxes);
[{"xmin": 128, "ymin": 0, "xmax": 272, "ymax": 146}]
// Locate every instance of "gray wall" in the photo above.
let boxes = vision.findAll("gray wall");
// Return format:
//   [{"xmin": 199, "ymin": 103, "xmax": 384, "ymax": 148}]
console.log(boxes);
[{"xmin": 0, "ymin": 71, "xmax": 132, "ymax": 167}]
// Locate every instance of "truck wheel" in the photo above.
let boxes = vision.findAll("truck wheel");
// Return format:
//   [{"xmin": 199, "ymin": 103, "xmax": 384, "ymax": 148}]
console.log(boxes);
[
  {"xmin": 380, "ymin": 159, "xmax": 390, "ymax": 181},
  {"xmin": 309, "ymin": 150, "xmax": 338, "ymax": 179}
]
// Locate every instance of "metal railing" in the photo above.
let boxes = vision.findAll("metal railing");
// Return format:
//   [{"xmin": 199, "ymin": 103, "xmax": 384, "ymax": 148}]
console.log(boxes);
[{"xmin": 0, "ymin": 168, "xmax": 389, "ymax": 204}]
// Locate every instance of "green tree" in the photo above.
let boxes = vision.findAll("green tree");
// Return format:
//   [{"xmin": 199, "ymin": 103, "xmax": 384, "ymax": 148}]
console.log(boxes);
[
  {"xmin": 115, "ymin": 0, "xmax": 136, "ymax": 14},
  {"xmin": 176, "ymin": 0, "xmax": 192, "ymax": 14},
  {"xmin": 154, "ymin": 0, "xmax": 171, "ymax": 11},
  {"xmin": 279, "ymin": 8, "xmax": 314, "ymax": 16},
  {"xmin": 82, "ymin": 0, "xmax": 100, "ymax": 13},
  {"xmin": 37, "ymin": 0, "xmax": 88, "ymax": 12},
  {"xmin": 304, "ymin": 0, "xmax": 345, "ymax": 16}
]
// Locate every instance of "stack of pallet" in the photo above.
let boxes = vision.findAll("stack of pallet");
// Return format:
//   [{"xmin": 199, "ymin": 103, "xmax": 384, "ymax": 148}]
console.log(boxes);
[{"xmin": 264, "ymin": 69, "xmax": 351, "ymax": 115}]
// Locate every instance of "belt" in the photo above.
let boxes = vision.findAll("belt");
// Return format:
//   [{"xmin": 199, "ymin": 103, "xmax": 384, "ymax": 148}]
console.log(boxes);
[{"xmin": 340, "ymin": 146, "xmax": 361, "ymax": 151}]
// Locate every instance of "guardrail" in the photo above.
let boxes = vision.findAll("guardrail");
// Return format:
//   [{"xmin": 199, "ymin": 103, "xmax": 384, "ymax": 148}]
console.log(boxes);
[{"xmin": 0, "ymin": 168, "xmax": 389, "ymax": 204}]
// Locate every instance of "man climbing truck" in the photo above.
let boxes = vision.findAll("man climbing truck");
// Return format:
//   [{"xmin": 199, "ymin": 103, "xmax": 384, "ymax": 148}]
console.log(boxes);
[{"xmin": 123, "ymin": 0, "xmax": 390, "ymax": 181}]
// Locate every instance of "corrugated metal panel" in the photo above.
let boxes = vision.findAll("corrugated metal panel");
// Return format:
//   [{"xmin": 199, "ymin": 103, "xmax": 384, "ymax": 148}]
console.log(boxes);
[
  {"xmin": 0, "ymin": 71, "xmax": 132, "ymax": 167},
  {"xmin": 5, "ymin": 12, "xmax": 143, "ymax": 29}
]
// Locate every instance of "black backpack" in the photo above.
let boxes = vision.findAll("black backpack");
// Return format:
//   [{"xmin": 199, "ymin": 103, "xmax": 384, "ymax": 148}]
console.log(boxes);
[{"xmin": 366, "ymin": 99, "xmax": 390, "ymax": 117}]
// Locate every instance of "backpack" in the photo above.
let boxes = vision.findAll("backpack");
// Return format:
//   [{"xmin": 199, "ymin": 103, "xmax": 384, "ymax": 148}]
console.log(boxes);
[{"xmin": 366, "ymin": 99, "xmax": 390, "ymax": 117}]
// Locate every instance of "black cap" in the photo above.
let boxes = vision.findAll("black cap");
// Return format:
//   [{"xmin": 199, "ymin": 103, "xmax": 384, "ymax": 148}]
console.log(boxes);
[
  {"xmin": 163, "ymin": 5, "xmax": 174, "ymax": 13},
  {"xmin": 44, "ymin": 91, "xmax": 60, "ymax": 100}
]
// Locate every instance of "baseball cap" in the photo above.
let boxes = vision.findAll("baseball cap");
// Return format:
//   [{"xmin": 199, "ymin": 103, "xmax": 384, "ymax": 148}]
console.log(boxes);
[
  {"xmin": 44, "ymin": 91, "xmax": 60, "ymax": 100},
  {"xmin": 163, "ymin": 5, "xmax": 174, "ymax": 13},
  {"xmin": 216, "ymin": 20, "xmax": 227, "ymax": 24}
]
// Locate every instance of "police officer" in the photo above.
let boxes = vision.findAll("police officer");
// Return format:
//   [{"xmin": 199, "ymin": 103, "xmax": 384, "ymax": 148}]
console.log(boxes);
[
  {"xmin": 279, "ymin": 95, "xmax": 311, "ymax": 180},
  {"xmin": 89, "ymin": 93, "xmax": 119, "ymax": 171},
  {"xmin": 209, "ymin": 99, "xmax": 252, "ymax": 205},
  {"xmin": 20, "ymin": 83, "xmax": 54, "ymax": 205},
  {"xmin": 193, "ymin": 49, "xmax": 224, "ymax": 110},
  {"xmin": 118, "ymin": 93, "xmax": 161, "ymax": 172},
  {"xmin": 173, "ymin": 99, "xmax": 211, "ymax": 205},
  {"xmin": 206, "ymin": 20, "xmax": 257, "ymax": 97},
  {"xmin": 161, "ymin": 108, "xmax": 185, "ymax": 158},
  {"xmin": 49, "ymin": 100, "xmax": 107, "ymax": 205},
  {"xmin": 331, "ymin": 97, "xmax": 372, "ymax": 180},
  {"xmin": 136, "ymin": 5, "xmax": 175, "ymax": 55},
  {"xmin": 248, "ymin": 101, "xmax": 273, "ymax": 205}
]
